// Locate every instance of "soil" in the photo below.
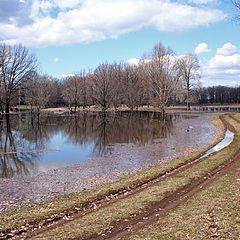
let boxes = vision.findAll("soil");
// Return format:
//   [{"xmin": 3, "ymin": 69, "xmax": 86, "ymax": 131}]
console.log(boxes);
[{"xmin": 2, "ymin": 115, "xmax": 238, "ymax": 239}]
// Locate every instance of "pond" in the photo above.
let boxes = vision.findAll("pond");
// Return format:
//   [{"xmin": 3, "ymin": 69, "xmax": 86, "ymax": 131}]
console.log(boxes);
[
  {"xmin": 191, "ymin": 106, "xmax": 240, "ymax": 112},
  {"xmin": 0, "ymin": 111, "xmax": 219, "ymax": 211},
  {"xmin": 0, "ymin": 111, "xmax": 199, "ymax": 178}
]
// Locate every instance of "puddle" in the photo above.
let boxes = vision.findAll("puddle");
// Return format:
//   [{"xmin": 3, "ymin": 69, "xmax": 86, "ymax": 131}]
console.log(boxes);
[{"xmin": 200, "ymin": 130, "xmax": 234, "ymax": 158}]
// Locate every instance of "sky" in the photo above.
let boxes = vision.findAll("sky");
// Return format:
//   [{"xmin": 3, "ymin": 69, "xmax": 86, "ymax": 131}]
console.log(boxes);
[{"xmin": 0, "ymin": 0, "xmax": 240, "ymax": 87}]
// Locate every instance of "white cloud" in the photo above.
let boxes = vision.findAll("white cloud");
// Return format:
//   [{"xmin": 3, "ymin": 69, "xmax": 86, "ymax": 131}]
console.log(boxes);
[
  {"xmin": 201, "ymin": 43, "xmax": 240, "ymax": 86},
  {"xmin": 62, "ymin": 73, "xmax": 75, "ymax": 78},
  {"xmin": 0, "ymin": 0, "xmax": 226, "ymax": 47},
  {"xmin": 39, "ymin": 1, "xmax": 53, "ymax": 14},
  {"xmin": 54, "ymin": 57, "xmax": 59, "ymax": 62},
  {"xmin": 209, "ymin": 54, "xmax": 240, "ymax": 69},
  {"xmin": 188, "ymin": 0, "xmax": 216, "ymax": 4},
  {"xmin": 195, "ymin": 43, "xmax": 211, "ymax": 55},
  {"xmin": 127, "ymin": 58, "xmax": 140, "ymax": 66},
  {"xmin": 52, "ymin": 0, "xmax": 81, "ymax": 10},
  {"xmin": 216, "ymin": 42, "xmax": 239, "ymax": 56}
]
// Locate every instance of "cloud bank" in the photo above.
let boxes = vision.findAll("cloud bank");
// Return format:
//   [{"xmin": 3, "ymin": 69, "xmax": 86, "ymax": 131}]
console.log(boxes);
[
  {"xmin": 188, "ymin": 0, "xmax": 216, "ymax": 4},
  {"xmin": 127, "ymin": 42, "xmax": 240, "ymax": 87},
  {"xmin": 0, "ymin": 0, "xmax": 226, "ymax": 47},
  {"xmin": 195, "ymin": 43, "xmax": 211, "ymax": 55},
  {"xmin": 202, "ymin": 43, "xmax": 240, "ymax": 86}
]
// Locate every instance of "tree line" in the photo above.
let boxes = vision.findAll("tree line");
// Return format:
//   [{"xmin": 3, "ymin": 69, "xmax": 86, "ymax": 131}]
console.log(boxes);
[
  {"xmin": 192, "ymin": 86, "xmax": 240, "ymax": 105},
  {"xmin": 0, "ymin": 42, "xmax": 239, "ymax": 116}
]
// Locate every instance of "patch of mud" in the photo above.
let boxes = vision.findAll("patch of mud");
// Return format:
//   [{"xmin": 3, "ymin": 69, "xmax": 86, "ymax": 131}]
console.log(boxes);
[{"xmin": 0, "ymin": 114, "xmax": 220, "ymax": 212}]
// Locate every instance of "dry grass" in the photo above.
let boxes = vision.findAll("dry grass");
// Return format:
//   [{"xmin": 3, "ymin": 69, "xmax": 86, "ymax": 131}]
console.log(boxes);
[
  {"xmin": 32, "ymin": 176, "xmax": 191, "ymax": 239},
  {"xmin": 233, "ymin": 113, "xmax": 240, "ymax": 121},
  {"xmin": 0, "ymin": 116, "xmax": 224, "ymax": 234},
  {"xmin": 129, "ymin": 115, "xmax": 240, "ymax": 240},
  {"xmin": 22, "ymin": 103, "xmax": 240, "ymax": 114},
  {"xmin": 29, "ymin": 115, "xmax": 239, "ymax": 239},
  {"xmin": 0, "ymin": 151, "xmax": 203, "ymax": 233},
  {"xmin": 129, "ymin": 165, "xmax": 240, "ymax": 240}
]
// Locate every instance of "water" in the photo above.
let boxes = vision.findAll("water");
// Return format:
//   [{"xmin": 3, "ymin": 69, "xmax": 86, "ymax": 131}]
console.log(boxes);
[
  {"xmin": 0, "ymin": 112, "xmax": 219, "ymax": 211},
  {"xmin": 0, "ymin": 111, "xmax": 192, "ymax": 178},
  {"xmin": 191, "ymin": 106, "xmax": 240, "ymax": 112},
  {"xmin": 200, "ymin": 130, "xmax": 234, "ymax": 158}
]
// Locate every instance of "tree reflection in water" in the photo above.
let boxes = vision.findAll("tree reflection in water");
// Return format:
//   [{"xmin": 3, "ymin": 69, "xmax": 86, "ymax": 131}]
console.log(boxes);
[
  {"xmin": 0, "ymin": 111, "xmax": 181, "ymax": 179},
  {"xmin": 0, "ymin": 115, "xmax": 40, "ymax": 178},
  {"xmin": 60, "ymin": 111, "xmax": 179, "ymax": 155}
]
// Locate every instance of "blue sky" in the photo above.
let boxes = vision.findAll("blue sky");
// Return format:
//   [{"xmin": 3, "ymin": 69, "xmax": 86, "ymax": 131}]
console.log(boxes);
[{"xmin": 0, "ymin": 0, "xmax": 240, "ymax": 87}]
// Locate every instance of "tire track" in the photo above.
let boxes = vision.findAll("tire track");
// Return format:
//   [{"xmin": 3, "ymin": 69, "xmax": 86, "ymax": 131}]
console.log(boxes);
[
  {"xmin": 6, "ymin": 115, "xmax": 230, "ymax": 240},
  {"xmin": 88, "ymin": 115, "xmax": 240, "ymax": 240}
]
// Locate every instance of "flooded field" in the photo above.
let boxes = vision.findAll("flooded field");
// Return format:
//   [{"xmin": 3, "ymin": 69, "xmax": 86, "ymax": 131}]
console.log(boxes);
[
  {"xmin": 0, "ymin": 111, "xmax": 219, "ymax": 211},
  {"xmin": 191, "ymin": 106, "xmax": 240, "ymax": 112}
]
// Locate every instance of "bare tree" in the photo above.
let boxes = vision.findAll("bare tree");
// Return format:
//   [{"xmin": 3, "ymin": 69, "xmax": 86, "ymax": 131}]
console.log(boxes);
[
  {"xmin": 123, "ymin": 64, "xmax": 144, "ymax": 110},
  {"xmin": 61, "ymin": 72, "xmax": 91, "ymax": 111},
  {"xmin": 91, "ymin": 63, "xmax": 115, "ymax": 112},
  {"xmin": 0, "ymin": 84, "xmax": 4, "ymax": 113},
  {"xmin": 232, "ymin": 0, "xmax": 240, "ymax": 20},
  {"xmin": 62, "ymin": 75, "xmax": 82, "ymax": 112},
  {"xmin": 143, "ymin": 42, "xmax": 180, "ymax": 116},
  {"xmin": 177, "ymin": 54, "xmax": 200, "ymax": 110},
  {"xmin": 0, "ymin": 44, "xmax": 38, "ymax": 114},
  {"xmin": 25, "ymin": 74, "xmax": 53, "ymax": 122},
  {"xmin": 47, "ymin": 78, "xmax": 64, "ymax": 107},
  {"xmin": 78, "ymin": 71, "xmax": 90, "ymax": 109},
  {"xmin": 233, "ymin": 0, "xmax": 240, "ymax": 7},
  {"xmin": 110, "ymin": 63, "xmax": 125, "ymax": 110}
]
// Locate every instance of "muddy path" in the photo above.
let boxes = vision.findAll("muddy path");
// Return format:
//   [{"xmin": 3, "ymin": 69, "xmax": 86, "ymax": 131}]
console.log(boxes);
[
  {"xmin": 2, "ymin": 114, "xmax": 238, "ymax": 240},
  {"xmin": 93, "ymin": 155, "xmax": 240, "ymax": 240}
]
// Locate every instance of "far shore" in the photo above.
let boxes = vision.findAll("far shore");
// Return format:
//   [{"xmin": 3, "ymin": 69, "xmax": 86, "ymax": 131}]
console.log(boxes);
[{"xmin": 5, "ymin": 103, "xmax": 240, "ymax": 115}]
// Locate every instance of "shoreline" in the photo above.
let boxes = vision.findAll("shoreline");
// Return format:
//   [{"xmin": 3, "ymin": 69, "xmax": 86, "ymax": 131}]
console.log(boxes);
[
  {"xmin": 0, "ymin": 113, "xmax": 219, "ymax": 212},
  {"xmin": 1, "ymin": 103, "xmax": 240, "ymax": 116}
]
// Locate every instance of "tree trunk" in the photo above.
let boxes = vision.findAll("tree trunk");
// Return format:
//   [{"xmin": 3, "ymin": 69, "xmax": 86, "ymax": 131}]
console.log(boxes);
[
  {"xmin": 5, "ymin": 101, "xmax": 10, "ymax": 114},
  {"xmin": 159, "ymin": 104, "xmax": 166, "ymax": 118},
  {"xmin": 186, "ymin": 88, "xmax": 190, "ymax": 110},
  {"xmin": 102, "ymin": 101, "xmax": 107, "ymax": 112},
  {"xmin": 0, "ymin": 104, "xmax": 3, "ymax": 114},
  {"xmin": 37, "ymin": 109, "xmax": 40, "ymax": 124}
]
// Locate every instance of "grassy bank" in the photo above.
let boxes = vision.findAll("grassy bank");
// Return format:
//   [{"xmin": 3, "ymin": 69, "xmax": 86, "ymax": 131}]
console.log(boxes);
[
  {"xmin": 0, "ymin": 115, "xmax": 224, "ymax": 235},
  {"xmin": 130, "ymin": 162, "xmax": 240, "ymax": 240},
  {"xmin": 29, "ymin": 115, "xmax": 240, "ymax": 239},
  {"xmin": 130, "ymin": 115, "xmax": 240, "ymax": 240}
]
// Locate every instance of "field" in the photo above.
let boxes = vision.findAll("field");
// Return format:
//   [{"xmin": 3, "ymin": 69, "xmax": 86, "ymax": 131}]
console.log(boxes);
[{"xmin": 0, "ymin": 113, "xmax": 240, "ymax": 239}]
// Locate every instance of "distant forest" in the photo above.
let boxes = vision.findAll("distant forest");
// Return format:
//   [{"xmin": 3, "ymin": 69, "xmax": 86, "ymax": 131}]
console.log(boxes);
[
  {"xmin": 0, "ymin": 43, "xmax": 239, "ymax": 117},
  {"xmin": 191, "ymin": 86, "xmax": 240, "ymax": 105},
  {"xmin": 17, "ymin": 84, "xmax": 240, "ymax": 109}
]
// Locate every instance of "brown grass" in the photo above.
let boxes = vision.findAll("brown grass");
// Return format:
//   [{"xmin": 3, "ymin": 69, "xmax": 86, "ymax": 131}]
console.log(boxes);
[
  {"xmin": 129, "ymin": 115, "xmax": 240, "ymax": 240},
  {"xmin": 0, "ymin": 114, "xmax": 228, "ymax": 238},
  {"xmin": 29, "ymin": 115, "xmax": 239, "ymax": 239}
]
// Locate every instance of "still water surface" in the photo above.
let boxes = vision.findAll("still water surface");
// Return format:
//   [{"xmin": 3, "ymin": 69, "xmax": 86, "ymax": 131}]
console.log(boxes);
[
  {"xmin": 0, "ymin": 111, "xmax": 220, "ymax": 211},
  {"xmin": 0, "ymin": 111, "xmax": 198, "ymax": 179}
]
